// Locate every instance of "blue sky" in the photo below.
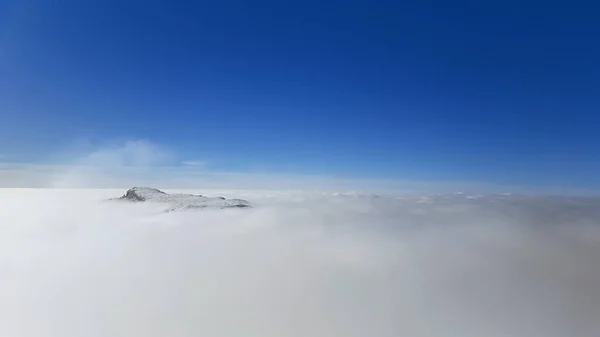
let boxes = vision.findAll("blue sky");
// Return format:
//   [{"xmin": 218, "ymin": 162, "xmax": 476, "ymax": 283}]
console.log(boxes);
[{"xmin": 0, "ymin": 0, "xmax": 599, "ymax": 189}]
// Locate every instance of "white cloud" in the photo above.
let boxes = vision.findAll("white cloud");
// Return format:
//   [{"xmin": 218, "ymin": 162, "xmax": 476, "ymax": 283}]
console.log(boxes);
[
  {"xmin": 0, "ymin": 189, "xmax": 599, "ymax": 336},
  {"xmin": 81, "ymin": 139, "xmax": 174, "ymax": 167},
  {"xmin": 181, "ymin": 160, "xmax": 207, "ymax": 167}
]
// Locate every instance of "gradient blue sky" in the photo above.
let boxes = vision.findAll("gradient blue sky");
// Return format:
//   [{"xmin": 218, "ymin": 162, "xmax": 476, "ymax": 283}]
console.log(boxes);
[{"xmin": 0, "ymin": 0, "xmax": 599, "ymax": 189}]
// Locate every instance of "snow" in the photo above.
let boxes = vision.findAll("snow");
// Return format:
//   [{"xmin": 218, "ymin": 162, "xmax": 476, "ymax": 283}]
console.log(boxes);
[{"xmin": 110, "ymin": 186, "xmax": 251, "ymax": 212}]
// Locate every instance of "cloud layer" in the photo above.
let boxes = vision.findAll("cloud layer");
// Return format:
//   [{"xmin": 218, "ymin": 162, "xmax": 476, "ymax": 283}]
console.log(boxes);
[{"xmin": 0, "ymin": 187, "xmax": 599, "ymax": 337}]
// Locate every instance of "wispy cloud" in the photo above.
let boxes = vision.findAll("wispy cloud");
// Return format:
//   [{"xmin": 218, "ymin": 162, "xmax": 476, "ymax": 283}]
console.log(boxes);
[
  {"xmin": 181, "ymin": 160, "xmax": 207, "ymax": 168},
  {"xmin": 82, "ymin": 140, "xmax": 174, "ymax": 167},
  {"xmin": 0, "ymin": 162, "xmax": 585, "ymax": 194}
]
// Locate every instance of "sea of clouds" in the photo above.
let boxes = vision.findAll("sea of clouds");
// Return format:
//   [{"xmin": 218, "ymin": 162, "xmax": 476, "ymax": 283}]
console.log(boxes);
[{"xmin": 1, "ymin": 141, "xmax": 599, "ymax": 337}]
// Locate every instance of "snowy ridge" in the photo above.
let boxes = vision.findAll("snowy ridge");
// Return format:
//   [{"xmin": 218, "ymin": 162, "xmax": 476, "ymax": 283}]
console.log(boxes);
[{"xmin": 109, "ymin": 187, "xmax": 251, "ymax": 212}]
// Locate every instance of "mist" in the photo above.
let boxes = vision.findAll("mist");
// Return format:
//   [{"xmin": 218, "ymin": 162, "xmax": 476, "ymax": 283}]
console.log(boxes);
[{"xmin": 1, "ymin": 186, "xmax": 599, "ymax": 337}]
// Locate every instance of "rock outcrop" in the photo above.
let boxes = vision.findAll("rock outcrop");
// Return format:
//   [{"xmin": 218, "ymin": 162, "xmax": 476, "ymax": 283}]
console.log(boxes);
[{"xmin": 110, "ymin": 187, "xmax": 251, "ymax": 212}]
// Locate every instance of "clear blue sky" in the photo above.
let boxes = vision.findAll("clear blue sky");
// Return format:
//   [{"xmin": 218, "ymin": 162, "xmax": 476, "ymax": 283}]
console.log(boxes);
[{"xmin": 0, "ymin": 0, "xmax": 599, "ymax": 188}]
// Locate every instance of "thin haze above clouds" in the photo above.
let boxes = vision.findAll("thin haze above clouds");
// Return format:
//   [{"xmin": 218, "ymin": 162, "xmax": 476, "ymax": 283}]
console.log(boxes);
[
  {"xmin": 0, "ymin": 140, "xmax": 593, "ymax": 194},
  {"xmin": 0, "ymin": 141, "xmax": 599, "ymax": 337}
]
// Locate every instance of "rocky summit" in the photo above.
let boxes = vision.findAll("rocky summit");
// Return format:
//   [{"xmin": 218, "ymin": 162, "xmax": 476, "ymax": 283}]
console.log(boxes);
[{"xmin": 110, "ymin": 187, "xmax": 251, "ymax": 212}]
